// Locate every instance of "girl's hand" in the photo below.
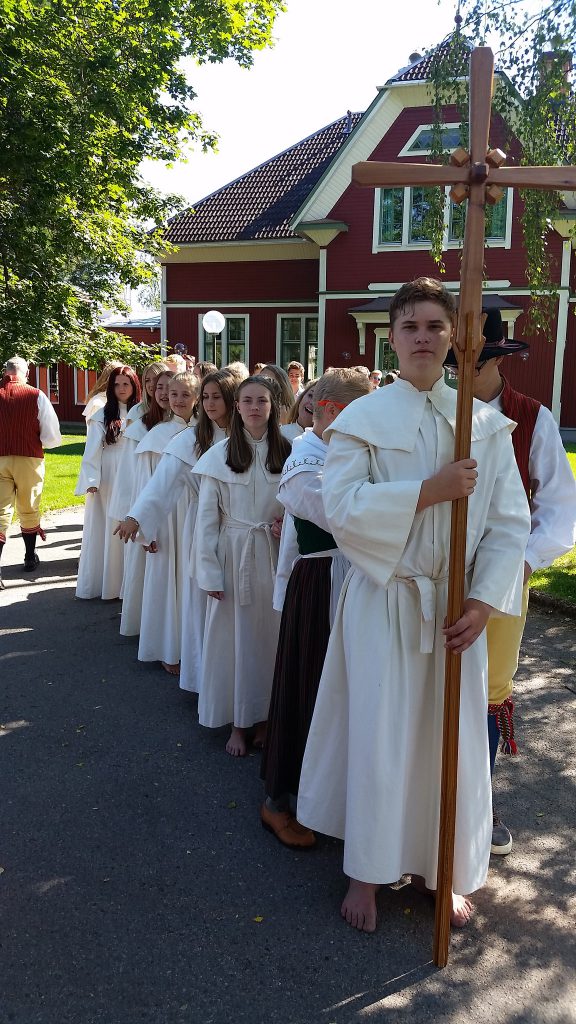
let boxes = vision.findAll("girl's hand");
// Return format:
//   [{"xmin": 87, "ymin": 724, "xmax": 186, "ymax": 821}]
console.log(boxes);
[
  {"xmin": 87, "ymin": 486, "xmax": 98, "ymax": 493},
  {"xmin": 207, "ymin": 590, "xmax": 224, "ymax": 600},
  {"xmin": 443, "ymin": 598, "xmax": 492, "ymax": 653},
  {"xmin": 143, "ymin": 541, "xmax": 158, "ymax": 554},
  {"xmin": 271, "ymin": 516, "xmax": 283, "ymax": 540},
  {"xmin": 114, "ymin": 518, "xmax": 139, "ymax": 542}
]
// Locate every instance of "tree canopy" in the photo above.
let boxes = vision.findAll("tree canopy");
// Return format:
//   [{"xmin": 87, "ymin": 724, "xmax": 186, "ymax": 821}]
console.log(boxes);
[
  {"xmin": 427, "ymin": 0, "xmax": 576, "ymax": 334},
  {"xmin": 0, "ymin": 0, "xmax": 284, "ymax": 368}
]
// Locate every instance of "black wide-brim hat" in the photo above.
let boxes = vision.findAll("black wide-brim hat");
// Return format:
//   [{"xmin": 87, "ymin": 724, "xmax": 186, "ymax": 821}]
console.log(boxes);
[{"xmin": 444, "ymin": 308, "xmax": 529, "ymax": 366}]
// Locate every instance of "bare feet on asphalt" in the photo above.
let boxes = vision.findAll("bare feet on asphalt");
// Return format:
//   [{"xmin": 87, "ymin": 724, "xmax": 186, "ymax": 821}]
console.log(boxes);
[
  {"xmin": 410, "ymin": 875, "xmax": 474, "ymax": 927},
  {"xmin": 341, "ymin": 878, "xmax": 378, "ymax": 932},
  {"xmin": 161, "ymin": 661, "xmax": 180, "ymax": 676},
  {"xmin": 226, "ymin": 726, "xmax": 247, "ymax": 757},
  {"xmin": 252, "ymin": 721, "xmax": 267, "ymax": 749}
]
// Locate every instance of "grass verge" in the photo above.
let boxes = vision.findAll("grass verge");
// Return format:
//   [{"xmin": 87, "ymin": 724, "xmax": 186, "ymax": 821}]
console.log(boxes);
[
  {"xmin": 42, "ymin": 433, "xmax": 86, "ymax": 513},
  {"xmin": 530, "ymin": 444, "xmax": 576, "ymax": 604}
]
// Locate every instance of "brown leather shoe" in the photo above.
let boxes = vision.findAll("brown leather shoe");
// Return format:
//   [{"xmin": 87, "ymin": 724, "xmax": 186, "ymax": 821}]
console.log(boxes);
[{"xmin": 260, "ymin": 803, "xmax": 316, "ymax": 848}]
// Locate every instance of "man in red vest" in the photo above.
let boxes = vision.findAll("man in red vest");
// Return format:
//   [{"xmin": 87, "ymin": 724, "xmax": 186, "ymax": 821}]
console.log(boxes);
[
  {"xmin": 0, "ymin": 356, "xmax": 62, "ymax": 584},
  {"xmin": 445, "ymin": 310, "xmax": 576, "ymax": 855}
]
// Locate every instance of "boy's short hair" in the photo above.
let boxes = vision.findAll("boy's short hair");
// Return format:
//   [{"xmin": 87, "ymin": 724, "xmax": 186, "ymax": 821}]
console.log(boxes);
[
  {"xmin": 314, "ymin": 367, "xmax": 371, "ymax": 410},
  {"xmin": 389, "ymin": 277, "xmax": 456, "ymax": 329},
  {"xmin": 287, "ymin": 361, "xmax": 305, "ymax": 375}
]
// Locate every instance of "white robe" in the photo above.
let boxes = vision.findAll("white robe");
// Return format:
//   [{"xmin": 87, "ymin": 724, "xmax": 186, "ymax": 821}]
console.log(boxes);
[
  {"xmin": 275, "ymin": 428, "xmax": 349, "ymax": 624},
  {"xmin": 128, "ymin": 424, "xmax": 227, "ymax": 691},
  {"xmin": 75, "ymin": 404, "xmax": 129, "ymax": 600},
  {"xmin": 297, "ymin": 378, "xmax": 531, "ymax": 894},
  {"xmin": 115, "ymin": 418, "xmax": 154, "ymax": 635},
  {"xmin": 192, "ymin": 435, "xmax": 284, "ymax": 728},
  {"xmin": 133, "ymin": 417, "xmax": 189, "ymax": 664},
  {"xmin": 488, "ymin": 395, "xmax": 576, "ymax": 570}
]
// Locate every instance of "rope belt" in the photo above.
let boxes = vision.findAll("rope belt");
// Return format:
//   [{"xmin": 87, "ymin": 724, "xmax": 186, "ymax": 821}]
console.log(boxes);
[
  {"xmin": 392, "ymin": 566, "xmax": 473, "ymax": 654},
  {"xmin": 221, "ymin": 514, "xmax": 276, "ymax": 607}
]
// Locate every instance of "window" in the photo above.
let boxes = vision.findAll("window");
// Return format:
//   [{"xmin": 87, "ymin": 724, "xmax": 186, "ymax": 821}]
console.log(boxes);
[
  {"xmin": 376, "ymin": 187, "xmax": 511, "ymax": 251},
  {"xmin": 201, "ymin": 315, "xmax": 248, "ymax": 368},
  {"xmin": 74, "ymin": 368, "xmax": 98, "ymax": 405},
  {"xmin": 448, "ymin": 190, "xmax": 509, "ymax": 242},
  {"xmin": 399, "ymin": 123, "xmax": 463, "ymax": 157},
  {"xmin": 35, "ymin": 365, "xmax": 59, "ymax": 404},
  {"xmin": 277, "ymin": 316, "xmax": 318, "ymax": 379},
  {"xmin": 374, "ymin": 331, "xmax": 398, "ymax": 373}
]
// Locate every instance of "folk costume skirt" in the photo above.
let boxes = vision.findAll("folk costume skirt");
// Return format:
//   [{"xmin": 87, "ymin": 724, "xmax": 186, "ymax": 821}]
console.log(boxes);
[{"xmin": 261, "ymin": 556, "xmax": 332, "ymax": 801}]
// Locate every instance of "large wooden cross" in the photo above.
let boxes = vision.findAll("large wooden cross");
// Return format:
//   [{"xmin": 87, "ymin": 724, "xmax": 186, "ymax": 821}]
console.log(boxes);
[{"xmin": 351, "ymin": 46, "xmax": 576, "ymax": 968}]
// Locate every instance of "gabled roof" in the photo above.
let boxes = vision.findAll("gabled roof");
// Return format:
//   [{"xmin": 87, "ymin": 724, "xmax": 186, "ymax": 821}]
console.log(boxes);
[
  {"xmin": 164, "ymin": 113, "xmax": 363, "ymax": 245},
  {"xmin": 386, "ymin": 40, "xmax": 469, "ymax": 84}
]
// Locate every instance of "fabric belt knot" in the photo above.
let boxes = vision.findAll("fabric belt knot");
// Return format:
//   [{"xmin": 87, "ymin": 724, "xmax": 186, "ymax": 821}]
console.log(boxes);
[
  {"xmin": 393, "ymin": 567, "xmax": 473, "ymax": 654},
  {"xmin": 221, "ymin": 514, "xmax": 276, "ymax": 606}
]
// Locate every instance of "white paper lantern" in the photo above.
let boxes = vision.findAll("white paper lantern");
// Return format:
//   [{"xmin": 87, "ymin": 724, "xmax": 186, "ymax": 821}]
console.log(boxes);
[{"xmin": 202, "ymin": 310, "xmax": 226, "ymax": 335}]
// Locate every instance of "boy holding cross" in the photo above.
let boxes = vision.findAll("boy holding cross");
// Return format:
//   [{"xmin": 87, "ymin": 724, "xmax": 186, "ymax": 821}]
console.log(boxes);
[{"xmin": 297, "ymin": 277, "xmax": 531, "ymax": 932}]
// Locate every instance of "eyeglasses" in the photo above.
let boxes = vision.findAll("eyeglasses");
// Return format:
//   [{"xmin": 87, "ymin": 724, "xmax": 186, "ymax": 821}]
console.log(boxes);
[{"xmin": 317, "ymin": 399, "xmax": 347, "ymax": 410}]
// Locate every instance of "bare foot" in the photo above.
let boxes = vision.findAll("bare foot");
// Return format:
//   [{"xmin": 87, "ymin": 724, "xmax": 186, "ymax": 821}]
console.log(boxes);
[
  {"xmin": 161, "ymin": 661, "xmax": 180, "ymax": 676},
  {"xmin": 226, "ymin": 726, "xmax": 247, "ymax": 757},
  {"xmin": 252, "ymin": 721, "xmax": 267, "ymax": 749},
  {"xmin": 410, "ymin": 875, "xmax": 474, "ymax": 928},
  {"xmin": 341, "ymin": 878, "xmax": 378, "ymax": 932},
  {"xmin": 450, "ymin": 893, "xmax": 474, "ymax": 927}
]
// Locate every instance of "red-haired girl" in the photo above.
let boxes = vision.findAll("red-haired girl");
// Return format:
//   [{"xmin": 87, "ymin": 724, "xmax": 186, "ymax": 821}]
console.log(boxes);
[{"xmin": 75, "ymin": 365, "xmax": 140, "ymax": 599}]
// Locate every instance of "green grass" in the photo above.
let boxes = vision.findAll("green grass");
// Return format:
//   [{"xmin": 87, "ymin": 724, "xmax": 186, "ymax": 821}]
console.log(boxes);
[
  {"xmin": 530, "ymin": 443, "xmax": 576, "ymax": 604},
  {"xmin": 42, "ymin": 432, "xmax": 86, "ymax": 513},
  {"xmin": 33, "ymin": 437, "xmax": 576, "ymax": 605}
]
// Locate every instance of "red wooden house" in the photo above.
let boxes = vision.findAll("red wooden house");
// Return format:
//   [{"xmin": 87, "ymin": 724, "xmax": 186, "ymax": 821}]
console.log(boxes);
[{"xmin": 161, "ymin": 45, "xmax": 576, "ymax": 434}]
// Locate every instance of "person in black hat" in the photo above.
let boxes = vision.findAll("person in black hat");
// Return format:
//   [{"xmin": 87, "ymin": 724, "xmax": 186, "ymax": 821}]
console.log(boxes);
[{"xmin": 445, "ymin": 309, "xmax": 576, "ymax": 855}]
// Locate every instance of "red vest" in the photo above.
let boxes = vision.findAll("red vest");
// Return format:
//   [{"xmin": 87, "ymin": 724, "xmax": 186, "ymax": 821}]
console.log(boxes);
[
  {"xmin": 0, "ymin": 375, "xmax": 44, "ymax": 459},
  {"xmin": 499, "ymin": 375, "xmax": 540, "ymax": 500}
]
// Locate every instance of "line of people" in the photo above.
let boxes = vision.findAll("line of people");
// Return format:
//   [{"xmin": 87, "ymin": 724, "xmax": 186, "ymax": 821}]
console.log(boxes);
[{"xmin": 73, "ymin": 276, "xmax": 576, "ymax": 938}]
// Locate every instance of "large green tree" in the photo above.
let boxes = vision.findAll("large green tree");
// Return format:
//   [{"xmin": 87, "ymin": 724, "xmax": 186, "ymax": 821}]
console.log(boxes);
[{"xmin": 0, "ymin": 0, "xmax": 284, "ymax": 368}]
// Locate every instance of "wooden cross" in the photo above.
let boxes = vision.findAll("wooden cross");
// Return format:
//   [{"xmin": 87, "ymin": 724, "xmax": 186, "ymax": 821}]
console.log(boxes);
[{"xmin": 351, "ymin": 46, "xmax": 576, "ymax": 968}]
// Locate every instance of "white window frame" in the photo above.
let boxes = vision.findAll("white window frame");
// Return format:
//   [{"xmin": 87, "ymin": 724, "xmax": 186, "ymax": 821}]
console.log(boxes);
[
  {"xmin": 197, "ymin": 313, "xmax": 249, "ymax": 368},
  {"xmin": 398, "ymin": 122, "xmax": 462, "ymax": 157},
  {"xmin": 275, "ymin": 314, "xmax": 319, "ymax": 377},
  {"xmin": 35, "ymin": 365, "xmax": 59, "ymax": 405},
  {"xmin": 372, "ymin": 186, "xmax": 513, "ymax": 253}
]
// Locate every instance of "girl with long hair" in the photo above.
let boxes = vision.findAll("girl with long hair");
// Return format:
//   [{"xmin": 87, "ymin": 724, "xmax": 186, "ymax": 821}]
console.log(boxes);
[
  {"xmin": 192, "ymin": 376, "xmax": 291, "ymax": 756},
  {"xmin": 281, "ymin": 378, "xmax": 317, "ymax": 441},
  {"xmin": 127, "ymin": 361, "xmax": 169, "ymax": 424},
  {"xmin": 108, "ymin": 366, "xmax": 172, "ymax": 636},
  {"xmin": 75, "ymin": 366, "xmax": 141, "ymax": 599},
  {"xmin": 81, "ymin": 361, "xmax": 123, "ymax": 421},
  {"xmin": 116, "ymin": 370, "xmax": 236, "ymax": 691},
  {"xmin": 260, "ymin": 365, "xmax": 294, "ymax": 424},
  {"xmin": 129, "ymin": 372, "xmax": 197, "ymax": 671}
]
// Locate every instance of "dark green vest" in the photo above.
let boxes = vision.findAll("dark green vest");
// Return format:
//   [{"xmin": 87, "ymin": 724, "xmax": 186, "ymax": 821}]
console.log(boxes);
[{"xmin": 293, "ymin": 516, "xmax": 336, "ymax": 555}]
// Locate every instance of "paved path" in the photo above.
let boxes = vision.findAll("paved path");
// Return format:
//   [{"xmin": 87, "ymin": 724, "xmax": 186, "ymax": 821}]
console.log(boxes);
[{"xmin": 1, "ymin": 509, "xmax": 575, "ymax": 1024}]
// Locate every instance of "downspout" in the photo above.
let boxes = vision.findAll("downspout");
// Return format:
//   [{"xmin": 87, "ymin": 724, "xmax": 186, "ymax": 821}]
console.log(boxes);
[
  {"xmin": 551, "ymin": 238, "xmax": 572, "ymax": 424},
  {"xmin": 317, "ymin": 248, "xmax": 327, "ymax": 374},
  {"xmin": 160, "ymin": 264, "xmax": 167, "ymax": 358}
]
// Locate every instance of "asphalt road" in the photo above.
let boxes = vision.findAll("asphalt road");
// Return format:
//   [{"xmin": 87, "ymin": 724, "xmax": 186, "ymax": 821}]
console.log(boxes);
[{"xmin": 1, "ymin": 509, "xmax": 575, "ymax": 1024}]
